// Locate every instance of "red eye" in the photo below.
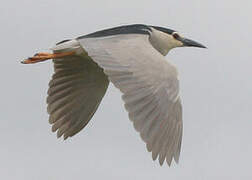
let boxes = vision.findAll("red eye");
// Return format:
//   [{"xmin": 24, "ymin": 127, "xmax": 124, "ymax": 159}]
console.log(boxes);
[{"xmin": 172, "ymin": 32, "xmax": 180, "ymax": 39}]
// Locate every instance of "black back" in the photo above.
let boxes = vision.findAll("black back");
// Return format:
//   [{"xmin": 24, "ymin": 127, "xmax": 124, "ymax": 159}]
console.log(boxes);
[
  {"xmin": 58, "ymin": 24, "xmax": 177, "ymax": 42},
  {"xmin": 57, "ymin": 24, "xmax": 175, "ymax": 45},
  {"xmin": 77, "ymin": 24, "xmax": 152, "ymax": 39}
]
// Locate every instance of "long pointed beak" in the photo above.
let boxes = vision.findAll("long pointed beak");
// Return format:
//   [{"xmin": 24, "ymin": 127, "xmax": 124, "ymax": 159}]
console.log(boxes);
[{"xmin": 181, "ymin": 38, "xmax": 206, "ymax": 48}]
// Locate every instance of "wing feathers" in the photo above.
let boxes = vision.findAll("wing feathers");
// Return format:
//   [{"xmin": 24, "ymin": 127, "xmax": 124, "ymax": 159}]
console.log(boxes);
[
  {"xmin": 47, "ymin": 56, "xmax": 109, "ymax": 139},
  {"xmin": 78, "ymin": 35, "xmax": 183, "ymax": 166}
]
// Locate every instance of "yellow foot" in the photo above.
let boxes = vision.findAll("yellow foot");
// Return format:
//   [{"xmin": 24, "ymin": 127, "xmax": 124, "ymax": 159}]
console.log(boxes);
[{"xmin": 21, "ymin": 51, "xmax": 76, "ymax": 64}]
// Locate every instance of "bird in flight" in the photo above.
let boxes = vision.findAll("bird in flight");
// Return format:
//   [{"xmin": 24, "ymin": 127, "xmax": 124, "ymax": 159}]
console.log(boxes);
[{"xmin": 22, "ymin": 24, "xmax": 206, "ymax": 166}]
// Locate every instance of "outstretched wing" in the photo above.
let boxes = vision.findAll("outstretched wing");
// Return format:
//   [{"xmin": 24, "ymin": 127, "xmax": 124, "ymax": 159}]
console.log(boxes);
[
  {"xmin": 47, "ymin": 55, "xmax": 109, "ymax": 140},
  {"xmin": 78, "ymin": 34, "xmax": 183, "ymax": 166}
]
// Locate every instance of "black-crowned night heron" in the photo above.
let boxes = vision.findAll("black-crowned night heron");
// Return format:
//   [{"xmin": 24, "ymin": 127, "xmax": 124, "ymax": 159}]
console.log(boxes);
[{"xmin": 22, "ymin": 24, "xmax": 206, "ymax": 166}]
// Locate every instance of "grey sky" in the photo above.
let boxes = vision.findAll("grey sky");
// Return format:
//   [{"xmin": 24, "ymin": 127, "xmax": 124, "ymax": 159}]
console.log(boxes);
[{"xmin": 1, "ymin": 0, "xmax": 251, "ymax": 179}]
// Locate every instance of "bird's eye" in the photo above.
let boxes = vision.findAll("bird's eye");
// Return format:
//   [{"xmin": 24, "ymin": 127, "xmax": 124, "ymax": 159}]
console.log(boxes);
[{"xmin": 172, "ymin": 32, "xmax": 180, "ymax": 39}]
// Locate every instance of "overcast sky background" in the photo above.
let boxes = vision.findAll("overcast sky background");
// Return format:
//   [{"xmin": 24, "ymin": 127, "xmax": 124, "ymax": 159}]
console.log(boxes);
[{"xmin": 1, "ymin": 0, "xmax": 251, "ymax": 179}]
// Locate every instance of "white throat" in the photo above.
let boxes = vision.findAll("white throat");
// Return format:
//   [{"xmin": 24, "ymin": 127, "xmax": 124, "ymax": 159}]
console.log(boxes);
[{"xmin": 149, "ymin": 27, "xmax": 183, "ymax": 56}]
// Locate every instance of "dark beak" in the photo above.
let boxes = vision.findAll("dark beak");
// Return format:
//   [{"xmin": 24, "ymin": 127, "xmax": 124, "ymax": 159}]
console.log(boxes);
[{"xmin": 181, "ymin": 38, "xmax": 206, "ymax": 48}]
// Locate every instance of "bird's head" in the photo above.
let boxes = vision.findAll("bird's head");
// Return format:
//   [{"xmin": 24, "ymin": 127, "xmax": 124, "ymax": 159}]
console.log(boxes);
[
  {"xmin": 170, "ymin": 31, "xmax": 206, "ymax": 48},
  {"xmin": 149, "ymin": 26, "xmax": 206, "ymax": 55}
]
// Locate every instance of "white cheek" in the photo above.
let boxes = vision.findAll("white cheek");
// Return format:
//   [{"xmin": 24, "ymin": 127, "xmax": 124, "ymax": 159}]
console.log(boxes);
[
  {"xmin": 169, "ymin": 38, "xmax": 183, "ymax": 48},
  {"xmin": 149, "ymin": 28, "xmax": 183, "ymax": 55},
  {"xmin": 163, "ymin": 38, "xmax": 183, "ymax": 54}
]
